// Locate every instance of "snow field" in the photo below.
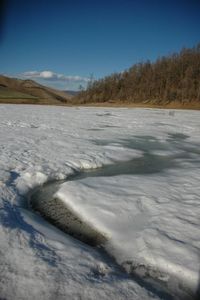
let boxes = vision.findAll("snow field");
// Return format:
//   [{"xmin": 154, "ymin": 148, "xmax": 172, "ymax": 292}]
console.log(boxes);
[{"xmin": 0, "ymin": 104, "xmax": 200, "ymax": 299}]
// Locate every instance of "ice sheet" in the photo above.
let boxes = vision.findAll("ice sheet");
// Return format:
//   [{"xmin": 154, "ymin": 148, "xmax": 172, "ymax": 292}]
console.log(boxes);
[{"xmin": 0, "ymin": 104, "xmax": 200, "ymax": 299}]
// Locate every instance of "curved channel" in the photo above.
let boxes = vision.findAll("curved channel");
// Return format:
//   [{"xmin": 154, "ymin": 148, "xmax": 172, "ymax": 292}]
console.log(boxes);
[
  {"xmin": 29, "ymin": 151, "xmax": 177, "ymax": 247},
  {"xmin": 29, "ymin": 178, "xmax": 108, "ymax": 247},
  {"xmin": 28, "ymin": 152, "xmax": 197, "ymax": 300}
]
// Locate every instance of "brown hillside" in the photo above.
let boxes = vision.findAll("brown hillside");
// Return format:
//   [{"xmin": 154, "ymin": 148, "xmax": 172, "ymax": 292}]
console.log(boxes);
[
  {"xmin": 0, "ymin": 75, "xmax": 72, "ymax": 104},
  {"xmin": 75, "ymin": 44, "xmax": 200, "ymax": 109}
]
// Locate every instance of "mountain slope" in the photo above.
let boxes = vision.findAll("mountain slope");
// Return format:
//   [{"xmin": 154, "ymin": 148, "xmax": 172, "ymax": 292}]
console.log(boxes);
[
  {"xmin": 0, "ymin": 75, "xmax": 72, "ymax": 104},
  {"xmin": 75, "ymin": 44, "xmax": 200, "ymax": 109}
]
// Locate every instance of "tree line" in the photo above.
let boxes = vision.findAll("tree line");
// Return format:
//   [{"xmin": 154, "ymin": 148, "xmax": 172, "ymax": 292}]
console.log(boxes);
[{"xmin": 75, "ymin": 44, "xmax": 200, "ymax": 105}]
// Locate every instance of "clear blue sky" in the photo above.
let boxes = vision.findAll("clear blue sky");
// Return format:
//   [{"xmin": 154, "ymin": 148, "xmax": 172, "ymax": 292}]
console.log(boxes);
[{"xmin": 0, "ymin": 0, "xmax": 200, "ymax": 90}]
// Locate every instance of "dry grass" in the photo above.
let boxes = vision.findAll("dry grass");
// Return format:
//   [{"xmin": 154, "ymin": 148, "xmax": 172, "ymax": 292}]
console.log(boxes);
[
  {"xmin": 0, "ymin": 75, "xmax": 71, "ymax": 105},
  {"xmin": 69, "ymin": 99, "xmax": 200, "ymax": 110},
  {"xmin": 1, "ymin": 98, "xmax": 200, "ymax": 110}
]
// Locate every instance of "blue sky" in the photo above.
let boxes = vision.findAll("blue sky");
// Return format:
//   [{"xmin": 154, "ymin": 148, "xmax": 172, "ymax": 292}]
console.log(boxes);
[{"xmin": 0, "ymin": 0, "xmax": 200, "ymax": 90}]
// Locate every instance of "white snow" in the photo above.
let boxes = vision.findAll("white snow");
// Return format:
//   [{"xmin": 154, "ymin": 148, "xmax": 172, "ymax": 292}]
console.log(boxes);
[{"xmin": 0, "ymin": 104, "xmax": 200, "ymax": 299}]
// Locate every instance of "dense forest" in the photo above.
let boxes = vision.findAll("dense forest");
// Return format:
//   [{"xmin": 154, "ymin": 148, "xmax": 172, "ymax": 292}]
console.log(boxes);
[{"xmin": 75, "ymin": 44, "xmax": 200, "ymax": 107}]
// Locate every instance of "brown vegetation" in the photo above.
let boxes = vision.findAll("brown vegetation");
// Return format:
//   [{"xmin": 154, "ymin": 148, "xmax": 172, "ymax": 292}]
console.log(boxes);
[
  {"xmin": 75, "ymin": 44, "xmax": 200, "ymax": 108},
  {"xmin": 0, "ymin": 75, "xmax": 72, "ymax": 105}
]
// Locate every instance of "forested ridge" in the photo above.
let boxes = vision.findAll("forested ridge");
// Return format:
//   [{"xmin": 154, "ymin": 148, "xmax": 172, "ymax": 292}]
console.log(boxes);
[{"xmin": 75, "ymin": 44, "xmax": 200, "ymax": 107}]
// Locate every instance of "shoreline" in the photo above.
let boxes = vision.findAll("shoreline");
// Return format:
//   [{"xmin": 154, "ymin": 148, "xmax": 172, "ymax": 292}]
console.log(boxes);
[{"xmin": 0, "ymin": 99, "xmax": 200, "ymax": 110}]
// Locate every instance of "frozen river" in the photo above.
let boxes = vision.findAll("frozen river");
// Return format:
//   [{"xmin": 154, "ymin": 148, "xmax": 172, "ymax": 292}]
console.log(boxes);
[{"xmin": 0, "ymin": 104, "xmax": 199, "ymax": 299}]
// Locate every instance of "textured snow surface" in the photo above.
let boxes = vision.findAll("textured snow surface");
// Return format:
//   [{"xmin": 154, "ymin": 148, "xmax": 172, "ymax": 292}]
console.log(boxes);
[{"xmin": 0, "ymin": 104, "xmax": 200, "ymax": 300}]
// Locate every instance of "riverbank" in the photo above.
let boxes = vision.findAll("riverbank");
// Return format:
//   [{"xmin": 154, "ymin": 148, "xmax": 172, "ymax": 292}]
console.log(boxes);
[{"xmin": 1, "ymin": 99, "xmax": 200, "ymax": 110}]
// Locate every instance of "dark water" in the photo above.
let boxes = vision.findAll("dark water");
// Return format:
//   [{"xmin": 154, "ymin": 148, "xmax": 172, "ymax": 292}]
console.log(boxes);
[
  {"xmin": 30, "ymin": 133, "xmax": 200, "ymax": 247},
  {"xmin": 30, "ymin": 149, "xmax": 178, "ymax": 248},
  {"xmin": 31, "ymin": 188, "xmax": 107, "ymax": 246},
  {"xmin": 28, "ymin": 133, "xmax": 199, "ymax": 300}
]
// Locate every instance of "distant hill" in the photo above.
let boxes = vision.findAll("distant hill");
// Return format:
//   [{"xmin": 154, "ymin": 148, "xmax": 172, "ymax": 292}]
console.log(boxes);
[
  {"xmin": 63, "ymin": 90, "xmax": 79, "ymax": 96},
  {"xmin": 0, "ymin": 75, "xmax": 72, "ymax": 105},
  {"xmin": 75, "ymin": 44, "xmax": 200, "ymax": 109}
]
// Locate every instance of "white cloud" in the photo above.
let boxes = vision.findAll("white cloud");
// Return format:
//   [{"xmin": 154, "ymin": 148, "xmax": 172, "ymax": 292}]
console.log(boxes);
[{"xmin": 21, "ymin": 70, "xmax": 90, "ymax": 82}]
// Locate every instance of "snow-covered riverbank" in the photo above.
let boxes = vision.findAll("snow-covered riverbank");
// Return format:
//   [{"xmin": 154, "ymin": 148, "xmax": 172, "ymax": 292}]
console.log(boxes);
[{"xmin": 0, "ymin": 104, "xmax": 199, "ymax": 299}]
